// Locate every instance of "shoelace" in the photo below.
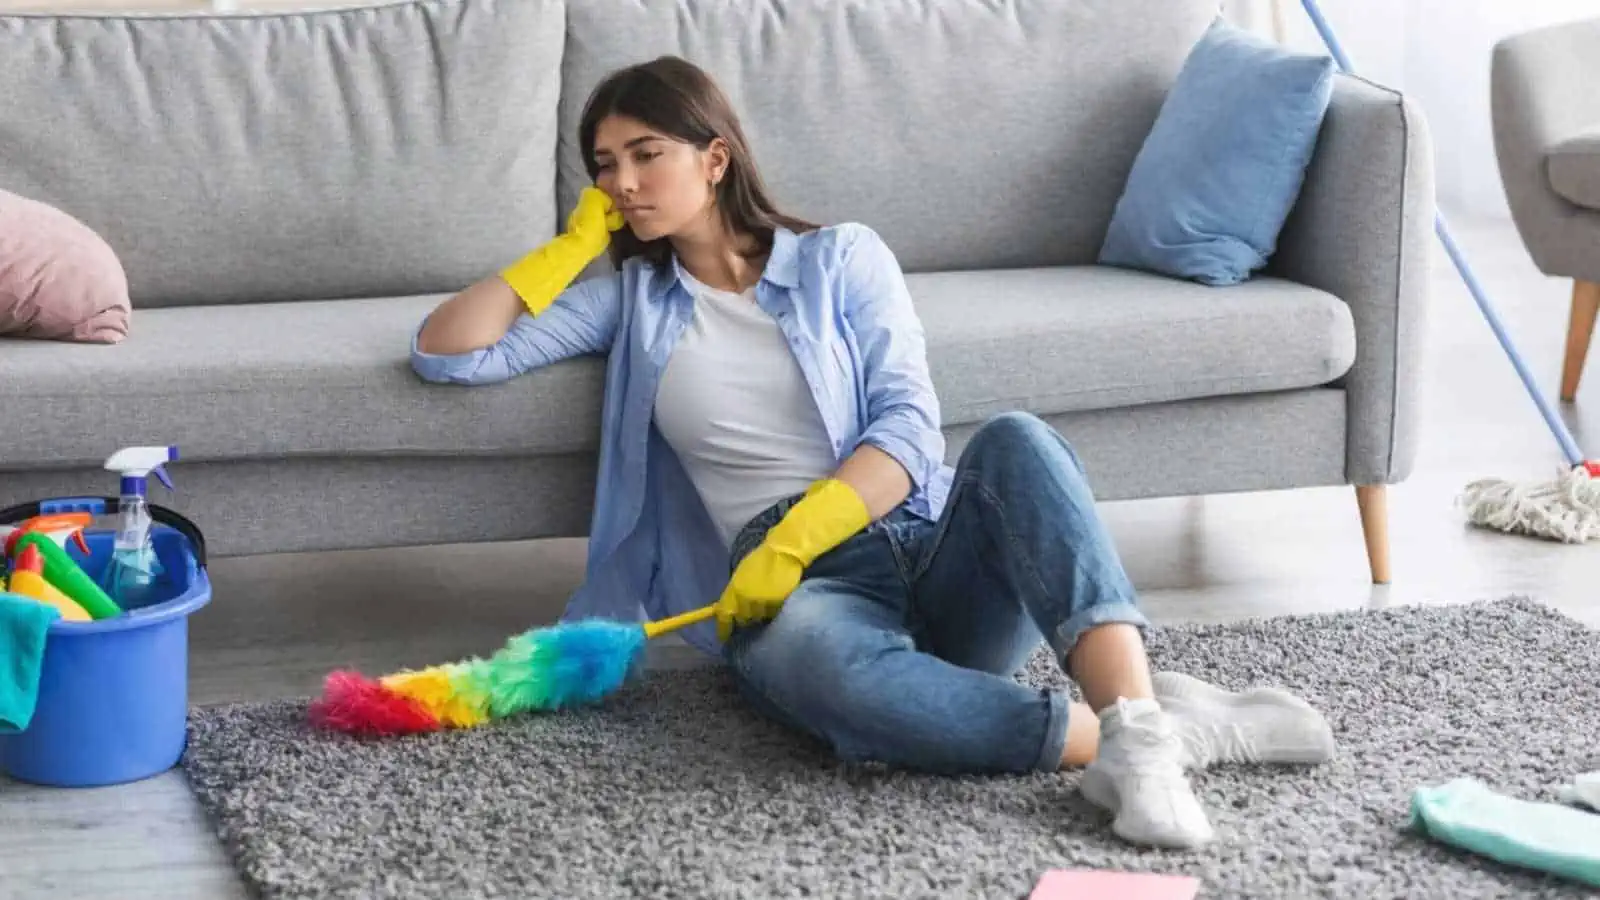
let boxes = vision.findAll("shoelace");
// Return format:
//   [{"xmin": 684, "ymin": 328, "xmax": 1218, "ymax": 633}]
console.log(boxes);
[{"xmin": 1181, "ymin": 721, "xmax": 1260, "ymax": 769}]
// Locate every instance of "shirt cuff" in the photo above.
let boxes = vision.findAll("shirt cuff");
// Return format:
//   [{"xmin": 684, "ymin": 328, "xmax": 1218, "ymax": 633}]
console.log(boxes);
[{"xmin": 409, "ymin": 322, "xmax": 487, "ymax": 384}]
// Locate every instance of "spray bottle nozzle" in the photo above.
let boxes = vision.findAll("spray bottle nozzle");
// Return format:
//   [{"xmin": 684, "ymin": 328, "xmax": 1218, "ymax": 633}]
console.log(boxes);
[
  {"xmin": 1, "ymin": 513, "xmax": 92, "ymax": 559},
  {"xmin": 104, "ymin": 446, "xmax": 179, "ymax": 495}
]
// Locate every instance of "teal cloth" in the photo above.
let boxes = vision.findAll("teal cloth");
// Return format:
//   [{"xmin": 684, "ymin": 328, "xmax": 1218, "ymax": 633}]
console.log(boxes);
[
  {"xmin": 1411, "ymin": 778, "xmax": 1600, "ymax": 888},
  {"xmin": 0, "ymin": 591, "xmax": 58, "ymax": 733}
]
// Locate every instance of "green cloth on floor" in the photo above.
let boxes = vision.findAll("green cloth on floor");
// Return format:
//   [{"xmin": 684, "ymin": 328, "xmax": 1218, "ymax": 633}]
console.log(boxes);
[
  {"xmin": 1411, "ymin": 778, "xmax": 1600, "ymax": 888},
  {"xmin": 0, "ymin": 591, "xmax": 58, "ymax": 733}
]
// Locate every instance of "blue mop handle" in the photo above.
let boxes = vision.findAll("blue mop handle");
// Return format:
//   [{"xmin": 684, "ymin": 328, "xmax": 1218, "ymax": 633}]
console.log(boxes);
[{"xmin": 1298, "ymin": 0, "xmax": 1587, "ymax": 469}]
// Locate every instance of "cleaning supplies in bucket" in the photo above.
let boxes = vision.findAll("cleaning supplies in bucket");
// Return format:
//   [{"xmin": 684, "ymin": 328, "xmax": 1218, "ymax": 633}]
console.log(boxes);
[
  {"xmin": 6, "ymin": 544, "xmax": 91, "ymax": 622},
  {"xmin": 102, "ymin": 446, "xmax": 179, "ymax": 609},
  {"xmin": 2, "ymin": 514, "xmax": 122, "ymax": 620}
]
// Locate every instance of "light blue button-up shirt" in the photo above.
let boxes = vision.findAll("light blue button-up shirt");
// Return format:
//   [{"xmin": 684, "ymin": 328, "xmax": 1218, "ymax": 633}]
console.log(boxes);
[{"xmin": 410, "ymin": 223, "xmax": 953, "ymax": 657}]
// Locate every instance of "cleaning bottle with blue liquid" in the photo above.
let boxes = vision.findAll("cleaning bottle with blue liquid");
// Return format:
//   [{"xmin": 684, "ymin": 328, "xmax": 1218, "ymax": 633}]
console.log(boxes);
[{"xmin": 102, "ymin": 445, "xmax": 178, "ymax": 608}]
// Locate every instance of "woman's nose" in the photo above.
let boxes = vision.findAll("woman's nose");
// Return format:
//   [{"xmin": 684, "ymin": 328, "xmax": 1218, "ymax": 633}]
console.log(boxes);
[{"xmin": 611, "ymin": 164, "xmax": 639, "ymax": 196}]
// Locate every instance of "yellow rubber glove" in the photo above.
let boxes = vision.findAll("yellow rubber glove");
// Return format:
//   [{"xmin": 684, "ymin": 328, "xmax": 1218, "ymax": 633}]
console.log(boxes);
[
  {"xmin": 716, "ymin": 478, "xmax": 872, "ymax": 641},
  {"xmin": 499, "ymin": 186, "xmax": 625, "ymax": 317}
]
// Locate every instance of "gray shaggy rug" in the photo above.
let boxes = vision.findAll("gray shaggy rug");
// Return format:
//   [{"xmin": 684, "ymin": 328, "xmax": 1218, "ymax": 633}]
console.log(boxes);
[{"xmin": 181, "ymin": 597, "xmax": 1600, "ymax": 899}]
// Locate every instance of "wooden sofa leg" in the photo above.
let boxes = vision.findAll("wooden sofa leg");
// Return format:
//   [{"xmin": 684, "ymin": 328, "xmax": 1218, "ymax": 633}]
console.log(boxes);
[
  {"xmin": 1355, "ymin": 485, "xmax": 1390, "ymax": 584},
  {"xmin": 1560, "ymin": 279, "xmax": 1599, "ymax": 402}
]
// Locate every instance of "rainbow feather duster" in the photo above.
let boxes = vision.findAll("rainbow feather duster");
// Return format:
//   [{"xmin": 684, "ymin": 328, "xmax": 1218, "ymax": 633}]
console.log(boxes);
[{"xmin": 309, "ymin": 604, "xmax": 716, "ymax": 736}]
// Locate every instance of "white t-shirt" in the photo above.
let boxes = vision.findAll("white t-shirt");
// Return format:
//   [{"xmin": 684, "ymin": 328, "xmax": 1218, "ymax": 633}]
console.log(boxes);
[{"xmin": 653, "ymin": 268, "xmax": 839, "ymax": 549}]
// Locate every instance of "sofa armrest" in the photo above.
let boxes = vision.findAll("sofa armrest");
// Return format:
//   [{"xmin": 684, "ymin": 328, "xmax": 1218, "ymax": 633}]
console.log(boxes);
[{"xmin": 1266, "ymin": 74, "xmax": 1436, "ymax": 486}]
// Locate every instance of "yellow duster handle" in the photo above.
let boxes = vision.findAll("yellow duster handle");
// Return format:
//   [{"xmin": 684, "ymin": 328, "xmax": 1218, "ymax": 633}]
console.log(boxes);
[{"xmin": 641, "ymin": 603, "xmax": 718, "ymax": 640}]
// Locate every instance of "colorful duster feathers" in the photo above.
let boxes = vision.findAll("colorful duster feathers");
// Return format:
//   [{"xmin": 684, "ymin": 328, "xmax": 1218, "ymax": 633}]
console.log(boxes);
[{"xmin": 309, "ymin": 605, "xmax": 716, "ymax": 736}]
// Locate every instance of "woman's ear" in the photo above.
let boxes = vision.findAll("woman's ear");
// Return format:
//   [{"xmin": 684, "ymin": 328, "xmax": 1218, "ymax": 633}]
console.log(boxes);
[{"xmin": 707, "ymin": 137, "xmax": 731, "ymax": 184}]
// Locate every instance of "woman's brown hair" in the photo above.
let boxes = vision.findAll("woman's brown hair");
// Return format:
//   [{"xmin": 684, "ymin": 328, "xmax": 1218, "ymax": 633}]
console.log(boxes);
[{"xmin": 578, "ymin": 55, "xmax": 819, "ymax": 270}]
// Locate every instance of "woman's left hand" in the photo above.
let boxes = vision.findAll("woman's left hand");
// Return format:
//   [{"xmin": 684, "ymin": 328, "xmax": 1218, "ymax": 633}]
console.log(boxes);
[
  {"xmin": 715, "ymin": 546, "xmax": 803, "ymax": 642},
  {"xmin": 713, "ymin": 478, "xmax": 872, "ymax": 642}
]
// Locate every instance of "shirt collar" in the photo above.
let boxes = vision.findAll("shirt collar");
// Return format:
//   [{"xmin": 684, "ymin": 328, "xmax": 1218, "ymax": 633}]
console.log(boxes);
[{"xmin": 655, "ymin": 226, "xmax": 801, "ymax": 301}]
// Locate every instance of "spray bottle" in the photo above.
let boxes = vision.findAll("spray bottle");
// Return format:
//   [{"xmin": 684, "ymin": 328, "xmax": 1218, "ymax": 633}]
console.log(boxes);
[
  {"xmin": 1, "ymin": 512, "xmax": 121, "ymax": 619},
  {"xmin": 102, "ymin": 445, "xmax": 179, "ymax": 608}
]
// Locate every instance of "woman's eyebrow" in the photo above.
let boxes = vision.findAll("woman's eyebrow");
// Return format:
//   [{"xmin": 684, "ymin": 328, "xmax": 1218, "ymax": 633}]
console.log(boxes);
[{"xmin": 594, "ymin": 136, "xmax": 663, "ymax": 158}]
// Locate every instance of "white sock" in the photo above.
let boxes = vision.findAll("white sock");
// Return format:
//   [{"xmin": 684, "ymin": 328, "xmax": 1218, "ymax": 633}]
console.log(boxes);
[
  {"xmin": 1153, "ymin": 671, "xmax": 1336, "ymax": 770},
  {"xmin": 1080, "ymin": 697, "xmax": 1215, "ymax": 849}
]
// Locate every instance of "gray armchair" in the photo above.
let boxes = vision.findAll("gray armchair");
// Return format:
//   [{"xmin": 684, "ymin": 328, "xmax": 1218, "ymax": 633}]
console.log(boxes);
[{"xmin": 1492, "ymin": 17, "xmax": 1600, "ymax": 401}]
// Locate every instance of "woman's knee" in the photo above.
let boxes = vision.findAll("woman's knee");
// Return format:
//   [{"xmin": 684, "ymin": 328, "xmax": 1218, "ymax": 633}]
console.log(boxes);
[{"xmin": 962, "ymin": 411, "xmax": 1086, "ymax": 481}]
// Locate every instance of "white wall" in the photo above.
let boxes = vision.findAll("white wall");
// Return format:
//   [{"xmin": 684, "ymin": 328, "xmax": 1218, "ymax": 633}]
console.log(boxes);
[{"xmin": 1233, "ymin": 0, "xmax": 1598, "ymax": 221}]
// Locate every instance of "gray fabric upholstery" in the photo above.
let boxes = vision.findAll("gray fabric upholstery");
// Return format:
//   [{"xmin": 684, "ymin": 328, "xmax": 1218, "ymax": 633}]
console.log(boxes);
[
  {"xmin": 0, "ymin": 0, "xmax": 565, "ymax": 308},
  {"xmin": 1492, "ymin": 17, "xmax": 1600, "ymax": 283},
  {"xmin": 1267, "ymin": 75, "xmax": 1436, "ymax": 486},
  {"xmin": 0, "ymin": 390, "xmax": 1346, "ymax": 556},
  {"xmin": 0, "ymin": 455, "xmax": 602, "ymax": 557},
  {"xmin": 0, "ymin": 0, "xmax": 1433, "ymax": 557},
  {"xmin": 1548, "ymin": 128, "xmax": 1600, "ymax": 211},
  {"xmin": 0, "ymin": 295, "xmax": 608, "ymax": 465},
  {"xmin": 0, "ymin": 267, "xmax": 1351, "ymax": 466},
  {"xmin": 910, "ymin": 267, "xmax": 1355, "ymax": 425},
  {"xmin": 558, "ymin": 0, "xmax": 1218, "ymax": 274},
  {"xmin": 949, "ymin": 389, "xmax": 1350, "ymax": 503}
]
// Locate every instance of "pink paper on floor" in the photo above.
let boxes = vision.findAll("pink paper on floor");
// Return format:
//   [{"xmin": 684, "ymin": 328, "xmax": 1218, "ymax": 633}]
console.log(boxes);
[{"xmin": 1030, "ymin": 868, "xmax": 1200, "ymax": 899}]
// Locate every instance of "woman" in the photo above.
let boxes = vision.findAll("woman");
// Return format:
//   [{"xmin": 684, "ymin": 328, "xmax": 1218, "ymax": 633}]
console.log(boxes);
[{"xmin": 412, "ymin": 56, "xmax": 1333, "ymax": 849}]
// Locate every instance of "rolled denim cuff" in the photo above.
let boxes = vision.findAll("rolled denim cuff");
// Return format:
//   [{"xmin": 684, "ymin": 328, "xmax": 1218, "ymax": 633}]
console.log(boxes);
[
  {"xmin": 1031, "ymin": 689, "xmax": 1074, "ymax": 773},
  {"xmin": 1051, "ymin": 600, "xmax": 1151, "ymax": 661}
]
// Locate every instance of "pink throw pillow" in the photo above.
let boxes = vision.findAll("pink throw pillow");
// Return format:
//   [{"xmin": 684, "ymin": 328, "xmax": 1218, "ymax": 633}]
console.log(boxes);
[{"xmin": 0, "ymin": 189, "xmax": 130, "ymax": 344}]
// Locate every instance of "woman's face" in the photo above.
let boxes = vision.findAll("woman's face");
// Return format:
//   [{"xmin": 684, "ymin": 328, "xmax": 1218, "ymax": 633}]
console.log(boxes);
[{"xmin": 591, "ymin": 114, "xmax": 726, "ymax": 242}]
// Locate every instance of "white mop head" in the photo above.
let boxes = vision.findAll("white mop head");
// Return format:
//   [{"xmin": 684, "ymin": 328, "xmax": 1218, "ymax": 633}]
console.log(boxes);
[{"xmin": 1459, "ymin": 467, "xmax": 1600, "ymax": 543}]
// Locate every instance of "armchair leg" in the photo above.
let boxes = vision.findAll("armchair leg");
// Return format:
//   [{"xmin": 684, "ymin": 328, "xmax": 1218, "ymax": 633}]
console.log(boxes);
[
  {"xmin": 1560, "ymin": 279, "xmax": 1599, "ymax": 402},
  {"xmin": 1355, "ymin": 484, "xmax": 1390, "ymax": 584}
]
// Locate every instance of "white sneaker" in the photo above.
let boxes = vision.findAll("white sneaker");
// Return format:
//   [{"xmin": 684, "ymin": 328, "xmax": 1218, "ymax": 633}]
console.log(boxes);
[
  {"xmin": 1153, "ymin": 671, "xmax": 1336, "ymax": 770},
  {"xmin": 1080, "ymin": 698, "xmax": 1215, "ymax": 849}
]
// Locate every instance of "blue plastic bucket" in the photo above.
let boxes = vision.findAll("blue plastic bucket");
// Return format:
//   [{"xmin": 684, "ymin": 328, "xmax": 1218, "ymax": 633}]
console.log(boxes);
[{"xmin": 0, "ymin": 498, "xmax": 210, "ymax": 787}]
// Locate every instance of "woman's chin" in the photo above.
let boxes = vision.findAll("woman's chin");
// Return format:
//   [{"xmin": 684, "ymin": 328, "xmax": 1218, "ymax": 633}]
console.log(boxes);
[{"xmin": 628, "ymin": 222, "xmax": 664, "ymax": 241}]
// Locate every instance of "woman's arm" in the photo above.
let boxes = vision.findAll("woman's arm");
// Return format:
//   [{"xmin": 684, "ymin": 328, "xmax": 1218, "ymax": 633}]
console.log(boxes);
[
  {"xmin": 415, "ymin": 275, "xmax": 526, "ymax": 356},
  {"xmin": 410, "ymin": 275, "xmax": 623, "ymax": 385},
  {"xmin": 835, "ymin": 224, "xmax": 945, "ymax": 518},
  {"xmin": 411, "ymin": 186, "xmax": 625, "ymax": 385},
  {"xmin": 833, "ymin": 445, "xmax": 912, "ymax": 520}
]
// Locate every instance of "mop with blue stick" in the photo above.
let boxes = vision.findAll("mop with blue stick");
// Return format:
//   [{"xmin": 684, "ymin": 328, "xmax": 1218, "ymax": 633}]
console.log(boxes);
[{"xmin": 1297, "ymin": 0, "xmax": 1600, "ymax": 543}]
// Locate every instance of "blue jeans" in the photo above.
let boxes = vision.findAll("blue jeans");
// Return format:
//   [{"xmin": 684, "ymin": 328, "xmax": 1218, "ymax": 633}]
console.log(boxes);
[{"xmin": 722, "ymin": 411, "xmax": 1149, "ymax": 776}]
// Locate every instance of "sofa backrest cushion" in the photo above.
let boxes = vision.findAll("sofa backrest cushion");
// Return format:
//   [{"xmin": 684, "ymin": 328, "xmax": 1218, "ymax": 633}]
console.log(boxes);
[
  {"xmin": 0, "ymin": 0, "xmax": 563, "ymax": 309},
  {"xmin": 558, "ymin": 0, "xmax": 1216, "ymax": 274}
]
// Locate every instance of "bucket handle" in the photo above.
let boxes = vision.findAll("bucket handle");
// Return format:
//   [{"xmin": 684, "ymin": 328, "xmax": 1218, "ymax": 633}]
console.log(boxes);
[{"xmin": 0, "ymin": 497, "xmax": 208, "ymax": 569}]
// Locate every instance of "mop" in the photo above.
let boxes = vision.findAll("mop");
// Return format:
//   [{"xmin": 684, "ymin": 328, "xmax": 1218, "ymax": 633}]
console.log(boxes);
[{"xmin": 1295, "ymin": 0, "xmax": 1600, "ymax": 543}]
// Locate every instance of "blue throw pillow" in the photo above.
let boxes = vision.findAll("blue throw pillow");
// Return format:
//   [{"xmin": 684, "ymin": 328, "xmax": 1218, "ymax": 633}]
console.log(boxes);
[{"xmin": 1098, "ymin": 18, "xmax": 1337, "ymax": 286}]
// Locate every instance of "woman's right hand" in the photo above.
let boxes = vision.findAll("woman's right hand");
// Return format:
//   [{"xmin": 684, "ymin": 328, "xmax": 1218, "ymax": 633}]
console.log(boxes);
[
  {"xmin": 415, "ymin": 187, "xmax": 624, "ymax": 357},
  {"xmin": 567, "ymin": 186, "xmax": 626, "ymax": 254}
]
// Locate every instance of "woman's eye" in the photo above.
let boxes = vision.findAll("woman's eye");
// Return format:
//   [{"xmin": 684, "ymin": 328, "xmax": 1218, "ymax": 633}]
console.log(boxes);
[
  {"xmin": 636, "ymin": 151, "xmax": 661, "ymax": 164},
  {"xmin": 594, "ymin": 161, "xmax": 614, "ymax": 172}
]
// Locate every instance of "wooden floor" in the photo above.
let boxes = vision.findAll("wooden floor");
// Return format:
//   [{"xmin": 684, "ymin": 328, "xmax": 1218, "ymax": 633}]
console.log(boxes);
[{"xmin": 4, "ymin": 216, "xmax": 1598, "ymax": 899}]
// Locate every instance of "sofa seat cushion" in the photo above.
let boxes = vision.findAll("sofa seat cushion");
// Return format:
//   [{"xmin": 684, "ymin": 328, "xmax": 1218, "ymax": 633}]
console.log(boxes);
[
  {"xmin": 912, "ymin": 265, "xmax": 1357, "ymax": 425},
  {"xmin": 0, "ymin": 295, "xmax": 609, "ymax": 467},
  {"xmin": 0, "ymin": 266, "xmax": 1356, "ymax": 470},
  {"xmin": 1548, "ymin": 129, "xmax": 1600, "ymax": 211}
]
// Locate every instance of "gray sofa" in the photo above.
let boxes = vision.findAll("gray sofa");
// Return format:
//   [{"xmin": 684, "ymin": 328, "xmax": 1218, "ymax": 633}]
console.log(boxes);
[
  {"xmin": 0, "ymin": 0, "xmax": 1433, "ymax": 585},
  {"xmin": 1492, "ymin": 16, "xmax": 1600, "ymax": 402}
]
